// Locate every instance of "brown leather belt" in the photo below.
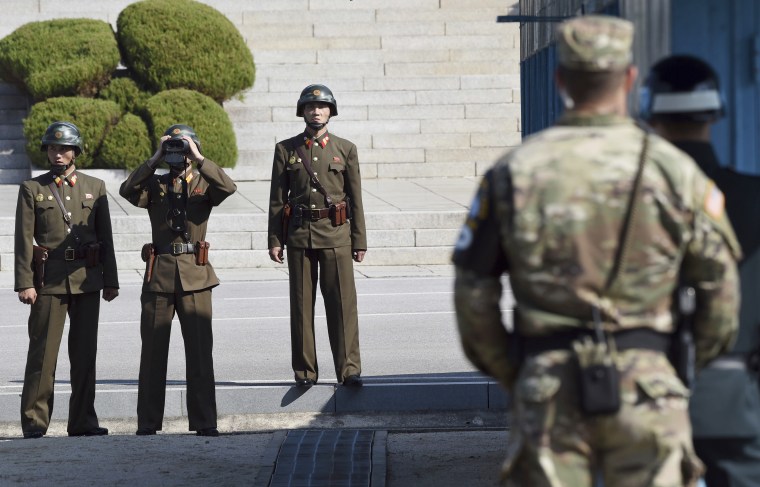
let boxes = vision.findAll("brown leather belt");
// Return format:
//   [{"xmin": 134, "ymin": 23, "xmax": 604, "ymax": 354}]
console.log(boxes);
[
  {"xmin": 154, "ymin": 242, "xmax": 196, "ymax": 255},
  {"xmin": 297, "ymin": 207, "xmax": 330, "ymax": 221}
]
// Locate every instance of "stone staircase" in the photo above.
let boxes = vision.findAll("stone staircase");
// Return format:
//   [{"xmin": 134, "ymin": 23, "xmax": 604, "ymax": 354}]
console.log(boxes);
[{"xmin": 0, "ymin": 0, "xmax": 520, "ymax": 269}]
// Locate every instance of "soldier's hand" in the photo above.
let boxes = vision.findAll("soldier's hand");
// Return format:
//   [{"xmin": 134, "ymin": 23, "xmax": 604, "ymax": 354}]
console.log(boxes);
[
  {"xmin": 18, "ymin": 288, "xmax": 36, "ymax": 305},
  {"xmin": 352, "ymin": 250, "xmax": 365, "ymax": 263},
  {"xmin": 102, "ymin": 287, "xmax": 119, "ymax": 302},
  {"xmin": 182, "ymin": 135, "xmax": 204, "ymax": 163},
  {"xmin": 269, "ymin": 246, "xmax": 284, "ymax": 264},
  {"xmin": 148, "ymin": 135, "xmax": 171, "ymax": 167}
]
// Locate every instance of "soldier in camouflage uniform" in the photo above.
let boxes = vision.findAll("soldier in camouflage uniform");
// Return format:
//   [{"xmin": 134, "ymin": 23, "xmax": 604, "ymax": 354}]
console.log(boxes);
[{"xmin": 453, "ymin": 15, "xmax": 741, "ymax": 487}]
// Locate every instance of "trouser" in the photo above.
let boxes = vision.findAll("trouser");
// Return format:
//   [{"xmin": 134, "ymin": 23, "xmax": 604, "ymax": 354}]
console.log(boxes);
[
  {"xmin": 503, "ymin": 349, "xmax": 704, "ymax": 487},
  {"xmin": 694, "ymin": 436, "xmax": 760, "ymax": 487},
  {"xmin": 286, "ymin": 246, "xmax": 361, "ymax": 383},
  {"xmin": 21, "ymin": 292, "xmax": 101, "ymax": 435},
  {"xmin": 137, "ymin": 287, "xmax": 217, "ymax": 431}
]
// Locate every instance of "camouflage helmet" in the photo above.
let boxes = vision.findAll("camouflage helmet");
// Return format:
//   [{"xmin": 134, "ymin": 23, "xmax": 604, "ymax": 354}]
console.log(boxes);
[
  {"xmin": 640, "ymin": 55, "xmax": 724, "ymax": 123},
  {"xmin": 296, "ymin": 84, "xmax": 338, "ymax": 117},
  {"xmin": 40, "ymin": 121, "xmax": 83, "ymax": 156},
  {"xmin": 556, "ymin": 15, "xmax": 634, "ymax": 72},
  {"xmin": 163, "ymin": 124, "xmax": 201, "ymax": 152}
]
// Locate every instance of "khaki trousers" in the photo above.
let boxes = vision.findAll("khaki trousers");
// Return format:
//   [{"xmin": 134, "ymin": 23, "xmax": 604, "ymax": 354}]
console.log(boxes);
[
  {"xmin": 287, "ymin": 246, "xmax": 361, "ymax": 383},
  {"xmin": 21, "ymin": 292, "xmax": 101, "ymax": 435},
  {"xmin": 137, "ymin": 287, "xmax": 217, "ymax": 431}
]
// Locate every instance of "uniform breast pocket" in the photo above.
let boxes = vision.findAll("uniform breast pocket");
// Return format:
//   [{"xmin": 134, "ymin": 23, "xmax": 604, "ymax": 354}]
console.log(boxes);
[
  {"xmin": 35, "ymin": 200, "xmax": 58, "ymax": 225},
  {"xmin": 328, "ymin": 161, "xmax": 345, "ymax": 174},
  {"xmin": 80, "ymin": 200, "xmax": 95, "ymax": 223}
]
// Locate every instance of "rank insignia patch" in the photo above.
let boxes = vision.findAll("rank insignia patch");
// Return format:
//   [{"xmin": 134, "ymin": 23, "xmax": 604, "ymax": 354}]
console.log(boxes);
[{"xmin": 35, "ymin": 194, "xmax": 44, "ymax": 202}]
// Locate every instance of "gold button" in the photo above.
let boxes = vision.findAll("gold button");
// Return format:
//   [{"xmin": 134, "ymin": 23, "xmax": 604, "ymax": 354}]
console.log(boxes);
[
  {"xmin": 313, "ymin": 157, "xmax": 318, "ymax": 162},
  {"xmin": 310, "ymin": 204, "xmax": 316, "ymax": 209},
  {"xmin": 47, "ymin": 195, "xmax": 53, "ymax": 200},
  {"xmin": 311, "ymin": 188, "xmax": 317, "ymax": 192},
  {"xmin": 67, "ymin": 212, "xmax": 72, "ymax": 217},
  {"xmin": 65, "ymin": 196, "xmax": 70, "ymax": 201}
]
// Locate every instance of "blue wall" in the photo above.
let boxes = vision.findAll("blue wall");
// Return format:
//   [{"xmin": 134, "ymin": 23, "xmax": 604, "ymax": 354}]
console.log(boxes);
[{"xmin": 671, "ymin": 0, "xmax": 760, "ymax": 174}]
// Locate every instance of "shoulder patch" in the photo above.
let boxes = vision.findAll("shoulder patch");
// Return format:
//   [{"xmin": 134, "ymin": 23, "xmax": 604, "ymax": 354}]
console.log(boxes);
[{"xmin": 704, "ymin": 181, "xmax": 725, "ymax": 219}]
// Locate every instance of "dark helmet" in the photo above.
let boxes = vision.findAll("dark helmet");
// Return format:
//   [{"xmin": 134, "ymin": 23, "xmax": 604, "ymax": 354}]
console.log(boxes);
[
  {"xmin": 40, "ymin": 121, "xmax": 83, "ymax": 156},
  {"xmin": 296, "ymin": 84, "xmax": 338, "ymax": 117},
  {"xmin": 640, "ymin": 55, "xmax": 724, "ymax": 123},
  {"xmin": 164, "ymin": 124, "xmax": 201, "ymax": 152}
]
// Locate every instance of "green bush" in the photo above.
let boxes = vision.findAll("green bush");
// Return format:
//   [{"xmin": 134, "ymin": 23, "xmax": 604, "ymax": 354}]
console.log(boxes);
[
  {"xmin": 117, "ymin": 0, "xmax": 255, "ymax": 102},
  {"xmin": 98, "ymin": 77, "xmax": 152, "ymax": 114},
  {"xmin": 0, "ymin": 19, "xmax": 120, "ymax": 101},
  {"xmin": 24, "ymin": 97, "xmax": 122, "ymax": 169},
  {"xmin": 100, "ymin": 113, "xmax": 152, "ymax": 171},
  {"xmin": 143, "ymin": 89, "xmax": 237, "ymax": 168}
]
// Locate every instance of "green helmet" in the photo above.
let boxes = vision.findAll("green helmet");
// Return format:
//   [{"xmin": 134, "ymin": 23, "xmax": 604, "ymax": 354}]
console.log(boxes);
[
  {"xmin": 163, "ymin": 124, "xmax": 201, "ymax": 152},
  {"xmin": 40, "ymin": 121, "xmax": 83, "ymax": 156},
  {"xmin": 296, "ymin": 84, "xmax": 338, "ymax": 117}
]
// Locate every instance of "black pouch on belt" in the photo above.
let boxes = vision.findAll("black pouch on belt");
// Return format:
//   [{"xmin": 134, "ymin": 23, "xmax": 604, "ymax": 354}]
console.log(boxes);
[
  {"xmin": 573, "ymin": 335, "xmax": 621, "ymax": 416},
  {"xmin": 85, "ymin": 242, "xmax": 101, "ymax": 268}
]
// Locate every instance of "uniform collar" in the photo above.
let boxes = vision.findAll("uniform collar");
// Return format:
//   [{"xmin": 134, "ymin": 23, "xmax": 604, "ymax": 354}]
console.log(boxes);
[
  {"xmin": 556, "ymin": 112, "xmax": 632, "ymax": 127},
  {"xmin": 52, "ymin": 166, "xmax": 77, "ymax": 187},
  {"xmin": 304, "ymin": 131, "xmax": 330, "ymax": 148}
]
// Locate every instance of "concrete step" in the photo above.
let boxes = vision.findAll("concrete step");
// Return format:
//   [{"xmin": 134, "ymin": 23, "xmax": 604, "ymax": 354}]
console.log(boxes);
[
  {"xmin": 0, "ymin": 124, "xmax": 23, "ymax": 139},
  {"xmin": 0, "ymin": 153, "xmax": 30, "ymax": 169},
  {"xmin": 0, "ymin": 95, "xmax": 28, "ymax": 110},
  {"xmin": 0, "ymin": 168, "xmax": 29, "ymax": 184},
  {"xmin": 0, "ymin": 109, "xmax": 26, "ymax": 123}
]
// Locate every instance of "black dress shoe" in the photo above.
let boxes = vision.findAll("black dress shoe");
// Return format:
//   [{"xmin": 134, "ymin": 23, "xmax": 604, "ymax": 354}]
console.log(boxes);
[
  {"xmin": 68, "ymin": 427, "xmax": 108, "ymax": 437},
  {"xmin": 136, "ymin": 428, "xmax": 157, "ymax": 436},
  {"xmin": 343, "ymin": 375, "xmax": 363, "ymax": 387},
  {"xmin": 296, "ymin": 378, "xmax": 316, "ymax": 388},
  {"xmin": 23, "ymin": 431, "xmax": 44, "ymax": 439},
  {"xmin": 196, "ymin": 427, "xmax": 219, "ymax": 437}
]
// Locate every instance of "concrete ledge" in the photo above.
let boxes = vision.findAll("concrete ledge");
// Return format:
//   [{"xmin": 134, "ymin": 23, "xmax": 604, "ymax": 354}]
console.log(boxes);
[{"xmin": 0, "ymin": 379, "xmax": 507, "ymax": 425}]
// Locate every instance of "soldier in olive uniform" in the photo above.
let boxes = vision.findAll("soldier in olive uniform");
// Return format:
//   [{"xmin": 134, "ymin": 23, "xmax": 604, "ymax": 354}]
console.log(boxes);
[
  {"xmin": 120, "ymin": 124, "xmax": 236, "ymax": 437},
  {"xmin": 643, "ymin": 55, "xmax": 760, "ymax": 487},
  {"xmin": 453, "ymin": 16, "xmax": 740, "ymax": 486},
  {"xmin": 16, "ymin": 121, "xmax": 119, "ymax": 439},
  {"xmin": 268, "ymin": 85, "xmax": 367, "ymax": 387}
]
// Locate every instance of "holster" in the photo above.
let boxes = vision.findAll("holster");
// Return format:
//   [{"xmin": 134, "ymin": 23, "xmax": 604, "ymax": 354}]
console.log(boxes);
[
  {"xmin": 32, "ymin": 245, "xmax": 48, "ymax": 289},
  {"xmin": 282, "ymin": 202, "xmax": 292, "ymax": 245},
  {"xmin": 194, "ymin": 240, "xmax": 210, "ymax": 266},
  {"xmin": 84, "ymin": 242, "xmax": 102, "ymax": 268},
  {"xmin": 329, "ymin": 201, "xmax": 348, "ymax": 227},
  {"xmin": 670, "ymin": 287, "xmax": 696, "ymax": 388},
  {"xmin": 141, "ymin": 243, "xmax": 155, "ymax": 282},
  {"xmin": 573, "ymin": 336, "xmax": 621, "ymax": 416}
]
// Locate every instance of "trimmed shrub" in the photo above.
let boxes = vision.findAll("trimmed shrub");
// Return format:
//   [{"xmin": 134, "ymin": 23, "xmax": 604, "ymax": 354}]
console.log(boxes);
[
  {"xmin": 0, "ymin": 19, "xmax": 120, "ymax": 101},
  {"xmin": 143, "ymin": 89, "xmax": 237, "ymax": 168},
  {"xmin": 117, "ymin": 0, "xmax": 255, "ymax": 102},
  {"xmin": 24, "ymin": 97, "xmax": 121, "ymax": 169},
  {"xmin": 100, "ymin": 113, "xmax": 153, "ymax": 171},
  {"xmin": 98, "ymin": 77, "xmax": 152, "ymax": 115}
]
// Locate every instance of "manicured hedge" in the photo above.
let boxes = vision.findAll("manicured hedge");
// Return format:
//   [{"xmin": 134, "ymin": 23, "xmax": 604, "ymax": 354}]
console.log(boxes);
[
  {"xmin": 24, "ymin": 97, "xmax": 126, "ymax": 169},
  {"xmin": 117, "ymin": 0, "xmax": 255, "ymax": 102},
  {"xmin": 0, "ymin": 19, "xmax": 120, "ymax": 101},
  {"xmin": 143, "ymin": 89, "xmax": 237, "ymax": 168},
  {"xmin": 98, "ymin": 77, "xmax": 152, "ymax": 115},
  {"xmin": 100, "ymin": 113, "xmax": 153, "ymax": 171}
]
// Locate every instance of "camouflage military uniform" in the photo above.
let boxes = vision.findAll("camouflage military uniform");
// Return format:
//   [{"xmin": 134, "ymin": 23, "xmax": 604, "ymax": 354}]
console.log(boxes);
[{"xmin": 453, "ymin": 16, "xmax": 741, "ymax": 487}]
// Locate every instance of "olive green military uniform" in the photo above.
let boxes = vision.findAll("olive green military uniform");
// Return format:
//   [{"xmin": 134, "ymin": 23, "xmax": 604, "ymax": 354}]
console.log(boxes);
[
  {"xmin": 268, "ymin": 131, "xmax": 367, "ymax": 383},
  {"xmin": 453, "ymin": 16, "xmax": 741, "ymax": 487},
  {"xmin": 119, "ymin": 158, "xmax": 236, "ymax": 432},
  {"xmin": 15, "ymin": 169, "xmax": 119, "ymax": 436}
]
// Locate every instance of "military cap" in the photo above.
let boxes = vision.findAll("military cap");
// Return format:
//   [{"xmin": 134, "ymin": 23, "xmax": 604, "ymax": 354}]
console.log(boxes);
[{"xmin": 556, "ymin": 15, "xmax": 634, "ymax": 71}]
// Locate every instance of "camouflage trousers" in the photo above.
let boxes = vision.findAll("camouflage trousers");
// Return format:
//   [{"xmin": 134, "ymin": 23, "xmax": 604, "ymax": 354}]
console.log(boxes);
[{"xmin": 502, "ymin": 349, "xmax": 704, "ymax": 487}]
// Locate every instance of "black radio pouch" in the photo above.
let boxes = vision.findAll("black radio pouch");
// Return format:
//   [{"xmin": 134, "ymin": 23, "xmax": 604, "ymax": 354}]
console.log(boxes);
[{"xmin": 577, "ymin": 357, "xmax": 621, "ymax": 415}]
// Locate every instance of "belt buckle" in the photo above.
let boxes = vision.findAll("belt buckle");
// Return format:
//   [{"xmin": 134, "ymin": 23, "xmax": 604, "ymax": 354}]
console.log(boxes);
[
  {"xmin": 171, "ymin": 243, "xmax": 184, "ymax": 255},
  {"xmin": 310, "ymin": 209, "xmax": 320, "ymax": 221},
  {"xmin": 64, "ymin": 247, "xmax": 75, "ymax": 261}
]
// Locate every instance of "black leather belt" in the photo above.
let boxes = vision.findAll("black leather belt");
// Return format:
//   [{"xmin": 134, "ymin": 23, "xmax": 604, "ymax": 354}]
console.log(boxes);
[
  {"xmin": 523, "ymin": 327, "xmax": 670, "ymax": 356},
  {"xmin": 47, "ymin": 246, "xmax": 87, "ymax": 261},
  {"xmin": 154, "ymin": 242, "xmax": 195, "ymax": 255}
]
